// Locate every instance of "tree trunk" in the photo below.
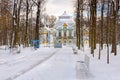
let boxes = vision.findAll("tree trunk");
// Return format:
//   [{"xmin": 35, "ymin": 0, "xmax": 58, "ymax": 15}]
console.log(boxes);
[
  {"xmin": 35, "ymin": 0, "xmax": 41, "ymax": 40},
  {"xmin": 24, "ymin": 0, "xmax": 29, "ymax": 47},
  {"xmin": 100, "ymin": 0, "xmax": 104, "ymax": 49},
  {"xmin": 76, "ymin": 0, "xmax": 80, "ymax": 49}
]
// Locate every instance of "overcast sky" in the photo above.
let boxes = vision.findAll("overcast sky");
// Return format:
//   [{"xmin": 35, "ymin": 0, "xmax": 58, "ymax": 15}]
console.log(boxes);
[{"xmin": 45, "ymin": 0, "xmax": 74, "ymax": 17}]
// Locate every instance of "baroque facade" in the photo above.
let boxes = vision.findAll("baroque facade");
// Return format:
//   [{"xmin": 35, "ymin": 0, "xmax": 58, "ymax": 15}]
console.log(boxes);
[
  {"xmin": 54, "ymin": 11, "xmax": 76, "ymax": 45},
  {"xmin": 40, "ymin": 27, "xmax": 54, "ymax": 46},
  {"xmin": 40, "ymin": 11, "xmax": 89, "ymax": 46}
]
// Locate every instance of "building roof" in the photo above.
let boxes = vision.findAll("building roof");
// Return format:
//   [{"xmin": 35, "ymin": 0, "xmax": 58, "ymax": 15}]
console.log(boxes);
[
  {"xmin": 54, "ymin": 11, "xmax": 75, "ymax": 29},
  {"xmin": 59, "ymin": 11, "xmax": 71, "ymax": 19}
]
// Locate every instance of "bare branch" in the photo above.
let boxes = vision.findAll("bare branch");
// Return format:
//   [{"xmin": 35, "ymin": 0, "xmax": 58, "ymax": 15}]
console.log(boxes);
[{"xmin": 32, "ymin": 0, "xmax": 38, "ymax": 6}]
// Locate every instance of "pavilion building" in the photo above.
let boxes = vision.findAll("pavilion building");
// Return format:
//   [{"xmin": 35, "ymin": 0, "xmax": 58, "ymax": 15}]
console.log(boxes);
[{"xmin": 54, "ymin": 11, "xmax": 76, "ymax": 45}]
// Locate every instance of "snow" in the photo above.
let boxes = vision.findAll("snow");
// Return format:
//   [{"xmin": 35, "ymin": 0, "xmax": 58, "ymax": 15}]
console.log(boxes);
[
  {"xmin": 45, "ymin": 26, "xmax": 51, "ymax": 31},
  {"xmin": 0, "ymin": 45, "xmax": 120, "ymax": 80},
  {"xmin": 76, "ymin": 45, "xmax": 120, "ymax": 80},
  {"xmin": 54, "ymin": 11, "xmax": 75, "ymax": 29},
  {"xmin": 0, "ymin": 46, "xmax": 57, "ymax": 80},
  {"xmin": 15, "ymin": 47, "xmax": 76, "ymax": 80}
]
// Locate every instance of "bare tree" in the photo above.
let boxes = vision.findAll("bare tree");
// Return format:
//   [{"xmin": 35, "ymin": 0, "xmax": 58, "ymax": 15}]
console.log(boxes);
[
  {"xmin": 90, "ymin": 0, "xmax": 97, "ymax": 56},
  {"xmin": 32, "ymin": 0, "xmax": 45, "ymax": 40},
  {"xmin": 75, "ymin": 0, "xmax": 80, "ymax": 49},
  {"xmin": 44, "ymin": 14, "xmax": 56, "ymax": 28}
]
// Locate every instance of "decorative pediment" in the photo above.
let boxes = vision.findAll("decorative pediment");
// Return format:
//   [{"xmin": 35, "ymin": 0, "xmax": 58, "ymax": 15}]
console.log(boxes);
[
  {"xmin": 63, "ymin": 23, "xmax": 67, "ymax": 27},
  {"xmin": 54, "ymin": 11, "xmax": 75, "ymax": 29}
]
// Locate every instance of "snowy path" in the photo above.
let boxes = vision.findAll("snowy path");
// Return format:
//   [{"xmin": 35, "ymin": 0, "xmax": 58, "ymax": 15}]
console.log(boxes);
[
  {"xmin": 0, "ymin": 47, "xmax": 59, "ymax": 80},
  {"xmin": 15, "ymin": 47, "xmax": 76, "ymax": 80},
  {"xmin": 1, "ymin": 45, "xmax": 120, "ymax": 80}
]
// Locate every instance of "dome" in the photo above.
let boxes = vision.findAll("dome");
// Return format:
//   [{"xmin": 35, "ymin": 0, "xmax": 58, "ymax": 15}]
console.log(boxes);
[
  {"xmin": 59, "ymin": 11, "xmax": 71, "ymax": 19},
  {"xmin": 54, "ymin": 11, "xmax": 75, "ymax": 29}
]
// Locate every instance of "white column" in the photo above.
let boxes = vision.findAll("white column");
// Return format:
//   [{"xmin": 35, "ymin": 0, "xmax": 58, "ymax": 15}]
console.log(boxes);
[
  {"xmin": 50, "ymin": 34, "xmax": 53, "ymax": 42},
  {"xmin": 62, "ymin": 30, "xmax": 64, "ymax": 37},
  {"xmin": 72, "ymin": 30, "xmax": 74, "ymax": 37},
  {"xmin": 67, "ymin": 30, "xmax": 69, "ymax": 37},
  {"xmin": 56, "ymin": 31, "xmax": 58, "ymax": 37}
]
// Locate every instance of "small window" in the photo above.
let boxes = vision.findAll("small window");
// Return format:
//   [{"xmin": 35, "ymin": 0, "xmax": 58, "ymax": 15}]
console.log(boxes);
[
  {"xmin": 59, "ymin": 41, "xmax": 61, "ymax": 43},
  {"xmin": 59, "ymin": 31, "xmax": 61, "ymax": 37},
  {"xmin": 64, "ymin": 41, "xmax": 66, "ymax": 45},
  {"xmin": 64, "ymin": 31, "xmax": 66, "ymax": 37},
  {"xmin": 64, "ymin": 41, "xmax": 66, "ymax": 43}
]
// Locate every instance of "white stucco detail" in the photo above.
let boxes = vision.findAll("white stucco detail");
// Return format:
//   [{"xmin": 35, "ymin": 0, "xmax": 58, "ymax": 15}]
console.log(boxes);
[{"xmin": 54, "ymin": 11, "xmax": 76, "ymax": 45}]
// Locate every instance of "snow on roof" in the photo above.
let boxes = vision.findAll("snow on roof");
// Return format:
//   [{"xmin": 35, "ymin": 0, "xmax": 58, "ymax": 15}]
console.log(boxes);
[
  {"xmin": 59, "ymin": 11, "xmax": 71, "ymax": 19},
  {"xmin": 54, "ymin": 11, "xmax": 75, "ymax": 29}
]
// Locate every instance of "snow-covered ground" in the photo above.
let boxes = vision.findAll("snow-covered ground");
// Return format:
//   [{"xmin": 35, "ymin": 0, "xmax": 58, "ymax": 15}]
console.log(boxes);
[
  {"xmin": 15, "ymin": 46, "xmax": 76, "ymax": 80},
  {"xmin": 0, "ymin": 45, "xmax": 120, "ymax": 80},
  {"xmin": 77, "ymin": 45, "xmax": 120, "ymax": 80},
  {"xmin": 0, "ymin": 46, "xmax": 59, "ymax": 80}
]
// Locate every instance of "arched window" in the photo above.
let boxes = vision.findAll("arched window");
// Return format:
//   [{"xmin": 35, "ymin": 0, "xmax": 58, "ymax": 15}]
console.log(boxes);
[
  {"xmin": 74, "ymin": 31, "xmax": 76, "ymax": 37},
  {"xmin": 69, "ymin": 40, "xmax": 71, "ymax": 43},
  {"xmin": 59, "ymin": 31, "xmax": 61, "ymax": 37},
  {"xmin": 64, "ymin": 31, "xmax": 66, "ymax": 37},
  {"xmin": 69, "ymin": 31, "xmax": 72, "ymax": 37}
]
